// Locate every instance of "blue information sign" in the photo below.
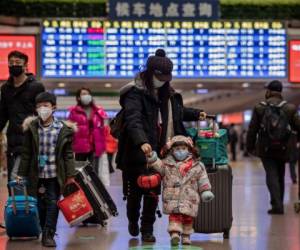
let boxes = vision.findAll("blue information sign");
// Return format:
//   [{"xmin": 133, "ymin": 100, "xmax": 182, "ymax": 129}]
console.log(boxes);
[{"xmin": 41, "ymin": 20, "xmax": 286, "ymax": 79}]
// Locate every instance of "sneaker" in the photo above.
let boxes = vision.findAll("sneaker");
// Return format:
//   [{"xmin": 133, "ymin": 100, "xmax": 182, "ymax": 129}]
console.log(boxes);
[
  {"xmin": 170, "ymin": 232, "xmax": 180, "ymax": 246},
  {"xmin": 128, "ymin": 222, "xmax": 139, "ymax": 237},
  {"xmin": 141, "ymin": 233, "xmax": 156, "ymax": 242},
  {"xmin": 182, "ymin": 234, "xmax": 191, "ymax": 245},
  {"xmin": 42, "ymin": 228, "xmax": 56, "ymax": 247}
]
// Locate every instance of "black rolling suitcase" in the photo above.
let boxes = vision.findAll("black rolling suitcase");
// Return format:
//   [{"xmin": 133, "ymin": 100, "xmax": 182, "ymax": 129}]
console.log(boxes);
[
  {"xmin": 191, "ymin": 115, "xmax": 233, "ymax": 238},
  {"xmin": 193, "ymin": 166, "xmax": 233, "ymax": 238},
  {"xmin": 75, "ymin": 163, "xmax": 118, "ymax": 226}
]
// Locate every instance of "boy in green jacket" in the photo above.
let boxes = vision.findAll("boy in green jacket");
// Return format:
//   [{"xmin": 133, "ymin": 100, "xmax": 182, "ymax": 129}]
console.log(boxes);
[{"xmin": 18, "ymin": 92, "xmax": 76, "ymax": 247}]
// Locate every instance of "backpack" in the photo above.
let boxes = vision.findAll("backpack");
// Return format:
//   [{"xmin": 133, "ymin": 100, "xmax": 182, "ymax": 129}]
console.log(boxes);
[
  {"xmin": 259, "ymin": 101, "xmax": 291, "ymax": 153},
  {"xmin": 109, "ymin": 109, "xmax": 124, "ymax": 139}
]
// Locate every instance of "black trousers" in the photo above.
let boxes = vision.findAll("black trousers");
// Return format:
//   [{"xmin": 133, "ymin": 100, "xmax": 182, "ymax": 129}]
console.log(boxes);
[
  {"xmin": 261, "ymin": 158, "xmax": 286, "ymax": 210},
  {"xmin": 107, "ymin": 153, "xmax": 115, "ymax": 173},
  {"xmin": 289, "ymin": 160, "xmax": 297, "ymax": 182},
  {"xmin": 122, "ymin": 171, "xmax": 159, "ymax": 234},
  {"xmin": 230, "ymin": 142, "xmax": 237, "ymax": 161}
]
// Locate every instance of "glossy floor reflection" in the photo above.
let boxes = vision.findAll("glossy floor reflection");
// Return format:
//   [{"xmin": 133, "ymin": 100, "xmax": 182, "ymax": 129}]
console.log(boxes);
[{"xmin": 0, "ymin": 157, "xmax": 299, "ymax": 250}]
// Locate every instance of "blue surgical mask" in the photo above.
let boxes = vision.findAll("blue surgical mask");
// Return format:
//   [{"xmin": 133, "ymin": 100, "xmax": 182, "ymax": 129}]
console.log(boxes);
[{"xmin": 173, "ymin": 149, "xmax": 189, "ymax": 161}]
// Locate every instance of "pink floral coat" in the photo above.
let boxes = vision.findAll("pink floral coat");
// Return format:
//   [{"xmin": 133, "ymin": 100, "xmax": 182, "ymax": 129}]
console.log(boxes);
[{"xmin": 150, "ymin": 155, "xmax": 211, "ymax": 217}]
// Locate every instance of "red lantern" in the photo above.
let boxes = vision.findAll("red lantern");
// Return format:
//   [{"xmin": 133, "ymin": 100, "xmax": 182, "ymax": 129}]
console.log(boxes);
[{"xmin": 137, "ymin": 173, "xmax": 161, "ymax": 189}]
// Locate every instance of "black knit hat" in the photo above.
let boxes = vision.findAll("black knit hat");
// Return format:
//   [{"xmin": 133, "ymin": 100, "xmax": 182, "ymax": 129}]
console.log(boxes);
[
  {"xmin": 146, "ymin": 49, "xmax": 173, "ymax": 82},
  {"xmin": 265, "ymin": 80, "xmax": 283, "ymax": 92},
  {"xmin": 35, "ymin": 92, "xmax": 57, "ymax": 106}
]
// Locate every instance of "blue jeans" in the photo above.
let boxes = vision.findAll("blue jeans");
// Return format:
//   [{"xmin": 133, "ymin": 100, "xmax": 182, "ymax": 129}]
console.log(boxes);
[{"xmin": 37, "ymin": 178, "xmax": 60, "ymax": 231}]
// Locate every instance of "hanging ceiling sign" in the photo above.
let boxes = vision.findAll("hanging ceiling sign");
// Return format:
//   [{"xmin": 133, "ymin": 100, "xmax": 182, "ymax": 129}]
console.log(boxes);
[{"xmin": 108, "ymin": 0, "xmax": 219, "ymax": 21}]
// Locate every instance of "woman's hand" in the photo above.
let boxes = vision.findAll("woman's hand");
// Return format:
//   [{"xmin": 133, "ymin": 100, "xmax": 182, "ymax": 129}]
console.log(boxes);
[
  {"xmin": 141, "ymin": 143, "xmax": 152, "ymax": 156},
  {"xmin": 199, "ymin": 112, "xmax": 207, "ymax": 121}
]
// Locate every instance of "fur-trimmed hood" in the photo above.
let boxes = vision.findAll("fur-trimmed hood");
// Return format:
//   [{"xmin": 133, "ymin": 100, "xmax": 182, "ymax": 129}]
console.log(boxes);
[
  {"xmin": 22, "ymin": 116, "xmax": 77, "ymax": 132},
  {"xmin": 119, "ymin": 74, "xmax": 145, "ymax": 96}
]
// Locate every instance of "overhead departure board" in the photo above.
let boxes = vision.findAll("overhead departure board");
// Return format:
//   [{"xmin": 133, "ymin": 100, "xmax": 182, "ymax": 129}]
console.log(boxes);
[{"xmin": 41, "ymin": 20, "xmax": 286, "ymax": 79}]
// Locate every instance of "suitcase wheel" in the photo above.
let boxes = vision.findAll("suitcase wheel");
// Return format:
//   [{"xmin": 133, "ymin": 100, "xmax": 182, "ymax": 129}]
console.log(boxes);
[
  {"xmin": 294, "ymin": 202, "xmax": 300, "ymax": 213},
  {"xmin": 223, "ymin": 230, "xmax": 230, "ymax": 239}
]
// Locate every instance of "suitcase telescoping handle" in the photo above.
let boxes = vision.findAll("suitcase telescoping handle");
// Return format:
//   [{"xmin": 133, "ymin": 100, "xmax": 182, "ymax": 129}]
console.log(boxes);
[
  {"xmin": 197, "ymin": 114, "xmax": 218, "ymax": 171},
  {"xmin": 198, "ymin": 114, "xmax": 217, "ymax": 136},
  {"xmin": 8, "ymin": 180, "xmax": 30, "ymax": 215}
]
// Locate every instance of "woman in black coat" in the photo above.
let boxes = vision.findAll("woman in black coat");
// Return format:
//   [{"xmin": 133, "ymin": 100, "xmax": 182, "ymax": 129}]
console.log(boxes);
[{"xmin": 116, "ymin": 49, "xmax": 206, "ymax": 242}]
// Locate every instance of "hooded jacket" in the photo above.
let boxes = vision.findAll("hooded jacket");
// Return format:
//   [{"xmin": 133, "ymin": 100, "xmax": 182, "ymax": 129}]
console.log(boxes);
[
  {"xmin": 149, "ymin": 143, "xmax": 211, "ymax": 218},
  {"xmin": 0, "ymin": 74, "xmax": 45, "ymax": 154},
  {"xmin": 246, "ymin": 92, "xmax": 300, "ymax": 160},
  {"xmin": 116, "ymin": 77, "xmax": 202, "ymax": 173},
  {"xmin": 18, "ymin": 117, "xmax": 76, "ymax": 197}
]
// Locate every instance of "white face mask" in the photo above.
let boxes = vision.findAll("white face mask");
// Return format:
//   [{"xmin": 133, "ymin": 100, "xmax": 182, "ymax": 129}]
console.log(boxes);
[
  {"xmin": 153, "ymin": 76, "xmax": 166, "ymax": 89},
  {"xmin": 81, "ymin": 95, "xmax": 92, "ymax": 106},
  {"xmin": 37, "ymin": 107, "xmax": 53, "ymax": 122}
]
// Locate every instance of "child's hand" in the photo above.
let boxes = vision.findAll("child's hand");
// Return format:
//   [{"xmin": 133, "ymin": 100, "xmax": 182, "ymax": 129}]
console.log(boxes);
[
  {"xmin": 201, "ymin": 191, "xmax": 214, "ymax": 202},
  {"xmin": 15, "ymin": 176, "xmax": 23, "ymax": 184},
  {"xmin": 146, "ymin": 151, "xmax": 158, "ymax": 164}
]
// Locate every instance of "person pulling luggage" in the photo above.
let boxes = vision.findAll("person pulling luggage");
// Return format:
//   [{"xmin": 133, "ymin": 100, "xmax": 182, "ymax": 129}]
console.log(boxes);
[
  {"xmin": 147, "ymin": 135, "xmax": 214, "ymax": 246},
  {"xmin": 17, "ymin": 92, "xmax": 76, "ymax": 247},
  {"xmin": 116, "ymin": 49, "xmax": 207, "ymax": 242}
]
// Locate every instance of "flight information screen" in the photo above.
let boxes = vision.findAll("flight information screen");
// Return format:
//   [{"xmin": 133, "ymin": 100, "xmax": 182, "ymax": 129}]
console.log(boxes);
[{"xmin": 41, "ymin": 20, "xmax": 286, "ymax": 79}]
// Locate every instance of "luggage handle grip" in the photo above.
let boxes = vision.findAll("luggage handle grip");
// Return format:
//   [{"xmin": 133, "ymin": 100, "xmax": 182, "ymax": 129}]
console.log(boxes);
[
  {"xmin": 197, "ymin": 114, "xmax": 217, "ymax": 136},
  {"xmin": 206, "ymin": 115, "xmax": 216, "ymax": 120},
  {"xmin": 9, "ymin": 180, "xmax": 30, "ymax": 215},
  {"xmin": 63, "ymin": 180, "xmax": 81, "ymax": 194}
]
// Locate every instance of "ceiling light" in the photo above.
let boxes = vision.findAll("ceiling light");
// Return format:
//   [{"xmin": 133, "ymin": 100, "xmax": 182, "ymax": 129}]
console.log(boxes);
[
  {"xmin": 242, "ymin": 82, "xmax": 250, "ymax": 88},
  {"xmin": 58, "ymin": 82, "xmax": 65, "ymax": 88}
]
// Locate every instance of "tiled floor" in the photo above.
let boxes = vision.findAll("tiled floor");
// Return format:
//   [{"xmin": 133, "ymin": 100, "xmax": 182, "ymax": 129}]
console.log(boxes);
[{"xmin": 0, "ymin": 157, "xmax": 299, "ymax": 250}]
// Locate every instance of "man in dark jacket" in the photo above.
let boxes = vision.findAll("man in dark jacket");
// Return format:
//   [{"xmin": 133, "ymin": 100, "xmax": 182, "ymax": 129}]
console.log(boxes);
[
  {"xmin": 116, "ymin": 49, "xmax": 206, "ymax": 242},
  {"xmin": 247, "ymin": 80, "xmax": 300, "ymax": 214},
  {"xmin": 0, "ymin": 51, "xmax": 45, "ymax": 184}
]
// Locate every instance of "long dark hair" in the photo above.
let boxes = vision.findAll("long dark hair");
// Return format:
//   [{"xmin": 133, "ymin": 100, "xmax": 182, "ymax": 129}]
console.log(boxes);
[{"xmin": 76, "ymin": 87, "xmax": 93, "ymax": 106}]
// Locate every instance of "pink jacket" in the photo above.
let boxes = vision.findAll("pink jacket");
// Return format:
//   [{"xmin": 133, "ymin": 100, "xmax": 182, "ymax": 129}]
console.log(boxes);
[{"xmin": 68, "ymin": 104, "xmax": 107, "ymax": 157}]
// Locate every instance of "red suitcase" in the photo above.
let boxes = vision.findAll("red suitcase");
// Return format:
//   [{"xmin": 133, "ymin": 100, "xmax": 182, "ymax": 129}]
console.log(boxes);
[{"xmin": 58, "ymin": 181, "xmax": 94, "ymax": 226}]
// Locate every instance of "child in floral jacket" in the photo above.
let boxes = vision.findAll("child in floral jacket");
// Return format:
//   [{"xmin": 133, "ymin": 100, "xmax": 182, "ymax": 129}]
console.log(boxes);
[{"xmin": 147, "ymin": 135, "xmax": 214, "ymax": 246}]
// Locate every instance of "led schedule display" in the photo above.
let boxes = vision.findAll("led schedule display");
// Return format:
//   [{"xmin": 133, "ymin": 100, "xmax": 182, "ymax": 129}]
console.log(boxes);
[{"xmin": 42, "ymin": 20, "xmax": 286, "ymax": 79}]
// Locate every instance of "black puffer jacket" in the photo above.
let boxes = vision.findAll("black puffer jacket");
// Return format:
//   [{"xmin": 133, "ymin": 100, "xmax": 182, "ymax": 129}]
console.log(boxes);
[
  {"xmin": 0, "ymin": 74, "xmax": 45, "ymax": 154},
  {"xmin": 246, "ymin": 92, "xmax": 300, "ymax": 160},
  {"xmin": 116, "ymin": 80, "xmax": 201, "ymax": 174}
]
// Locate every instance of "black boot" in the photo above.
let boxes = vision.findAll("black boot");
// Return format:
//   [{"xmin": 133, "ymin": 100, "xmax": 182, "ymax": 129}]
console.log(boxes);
[
  {"xmin": 128, "ymin": 222, "xmax": 139, "ymax": 237},
  {"xmin": 141, "ymin": 233, "xmax": 156, "ymax": 242},
  {"xmin": 42, "ymin": 228, "xmax": 56, "ymax": 247}
]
